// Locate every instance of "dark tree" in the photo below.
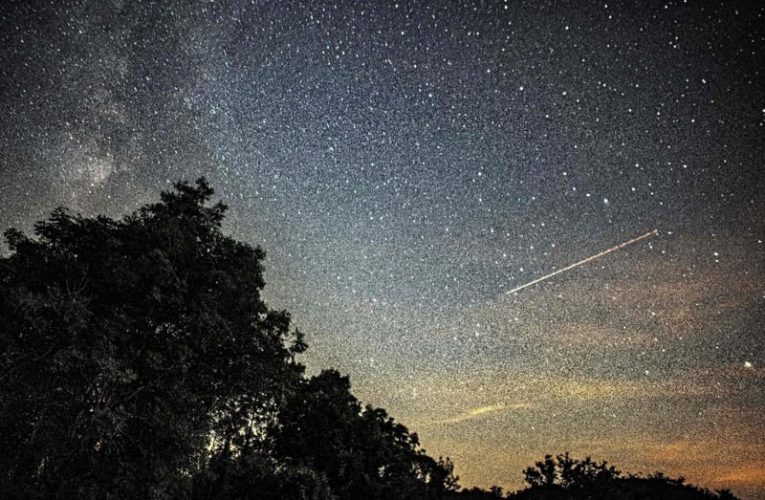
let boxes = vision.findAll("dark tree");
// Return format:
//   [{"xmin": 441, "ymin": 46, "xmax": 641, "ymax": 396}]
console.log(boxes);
[
  {"xmin": 191, "ymin": 450, "xmax": 333, "ymax": 500},
  {"xmin": 453, "ymin": 487, "xmax": 506, "ymax": 499},
  {"xmin": 270, "ymin": 369, "xmax": 459, "ymax": 500},
  {"xmin": 523, "ymin": 452, "xmax": 619, "ymax": 490},
  {"xmin": 508, "ymin": 453, "xmax": 740, "ymax": 500},
  {"xmin": 0, "ymin": 179, "xmax": 306, "ymax": 499}
]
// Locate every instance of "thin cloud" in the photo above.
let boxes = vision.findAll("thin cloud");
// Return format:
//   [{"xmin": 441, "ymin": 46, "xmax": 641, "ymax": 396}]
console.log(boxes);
[{"xmin": 430, "ymin": 403, "xmax": 532, "ymax": 426}]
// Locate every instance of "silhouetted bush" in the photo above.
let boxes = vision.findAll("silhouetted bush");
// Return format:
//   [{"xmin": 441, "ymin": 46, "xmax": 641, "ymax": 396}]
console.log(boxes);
[{"xmin": 505, "ymin": 453, "xmax": 738, "ymax": 500}]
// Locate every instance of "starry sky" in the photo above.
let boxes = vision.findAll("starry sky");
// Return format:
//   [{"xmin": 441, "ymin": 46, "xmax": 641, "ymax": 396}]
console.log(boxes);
[{"xmin": 1, "ymin": 0, "xmax": 764, "ymax": 497}]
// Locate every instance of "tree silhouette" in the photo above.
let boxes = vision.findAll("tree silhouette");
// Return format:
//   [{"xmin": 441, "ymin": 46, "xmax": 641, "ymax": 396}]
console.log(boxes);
[
  {"xmin": 0, "ymin": 179, "xmax": 305, "ymax": 498},
  {"xmin": 507, "ymin": 453, "xmax": 739, "ymax": 500},
  {"xmin": 523, "ymin": 452, "xmax": 619, "ymax": 490},
  {"xmin": 270, "ymin": 369, "xmax": 458, "ymax": 499}
]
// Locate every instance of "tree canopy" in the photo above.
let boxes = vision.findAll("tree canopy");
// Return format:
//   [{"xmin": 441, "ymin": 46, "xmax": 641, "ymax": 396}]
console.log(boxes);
[{"xmin": 1, "ymin": 179, "xmax": 289, "ymax": 497}]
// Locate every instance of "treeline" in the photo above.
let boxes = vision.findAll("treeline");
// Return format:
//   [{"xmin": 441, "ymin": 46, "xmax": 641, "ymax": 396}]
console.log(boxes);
[
  {"xmin": 458, "ymin": 454, "xmax": 738, "ymax": 500},
  {"xmin": 0, "ymin": 179, "xmax": 737, "ymax": 499}
]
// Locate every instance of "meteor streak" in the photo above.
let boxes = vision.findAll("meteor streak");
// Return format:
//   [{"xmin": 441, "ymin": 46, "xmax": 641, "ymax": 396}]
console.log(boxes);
[{"xmin": 505, "ymin": 229, "xmax": 659, "ymax": 295}]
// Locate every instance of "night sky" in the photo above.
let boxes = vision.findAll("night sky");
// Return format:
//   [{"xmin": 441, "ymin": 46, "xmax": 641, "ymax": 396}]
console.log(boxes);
[{"xmin": 1, "ymin": 0, "xmax": 763, "ymax": 497}]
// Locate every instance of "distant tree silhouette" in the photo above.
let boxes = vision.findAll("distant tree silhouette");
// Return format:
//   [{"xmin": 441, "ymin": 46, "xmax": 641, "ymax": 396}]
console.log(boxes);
[
  {"xmin": 454, "ymin": 486, "xmax": 505, "ymax": 499},
  {"xmin": 523, "ymin": 452, "xmax": 620, "ymax": 490},
  {"xmin": 506, "ymin": 453, "xmax": 739, "ymax": 500}
]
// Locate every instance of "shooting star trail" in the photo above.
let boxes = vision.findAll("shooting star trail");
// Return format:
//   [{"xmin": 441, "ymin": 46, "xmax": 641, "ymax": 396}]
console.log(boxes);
[{"xmin": 505, "ymin": 229, "xmax": 659, "ymax": 295}]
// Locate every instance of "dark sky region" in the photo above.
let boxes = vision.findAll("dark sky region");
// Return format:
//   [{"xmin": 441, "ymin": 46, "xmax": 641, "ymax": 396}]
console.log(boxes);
[{"xmin": 1, "ymin": 0, "xmax": 763, "ymax": 497}]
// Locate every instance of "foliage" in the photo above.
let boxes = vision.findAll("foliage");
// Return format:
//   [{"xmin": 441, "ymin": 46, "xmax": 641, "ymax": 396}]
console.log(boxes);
[
  {"xmin": 505, "ymin": 453, "xmax": 739, "ymax": 500},
  {"xmin": 523, "ymin": 452, "xmax": 620, "ymax": 490},
  {"xmin": 271, "ymin": 369, "xmax": 458, "ymax": 500},
  {"xmin": 191, "ymin": 450, "xmax": 333, "ymax": 500},
  {"xmin": 454, "ymin": 486, "xmax": 506, "ymax": 499},
  {"xmin": 0, "ymin": 179, "xmax": 309, "ymax": 498}
]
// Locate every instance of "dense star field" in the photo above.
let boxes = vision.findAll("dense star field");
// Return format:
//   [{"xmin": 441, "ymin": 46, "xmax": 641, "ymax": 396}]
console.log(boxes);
[{"xmin": 1, "ymin": 0, "xmax": 763, "ymax": 498}]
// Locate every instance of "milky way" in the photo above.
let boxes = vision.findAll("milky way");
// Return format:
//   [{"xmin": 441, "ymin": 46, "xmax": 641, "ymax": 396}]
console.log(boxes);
[{"xmin": 1, "ymin": 1, "xmax": 763, "ymax": 497}]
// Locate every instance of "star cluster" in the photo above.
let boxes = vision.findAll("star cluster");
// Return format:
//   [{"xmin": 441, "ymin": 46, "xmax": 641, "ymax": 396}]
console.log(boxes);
[{"xmin": 1, "ymin": 1, "xmax": 763, "ymax": 497}]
